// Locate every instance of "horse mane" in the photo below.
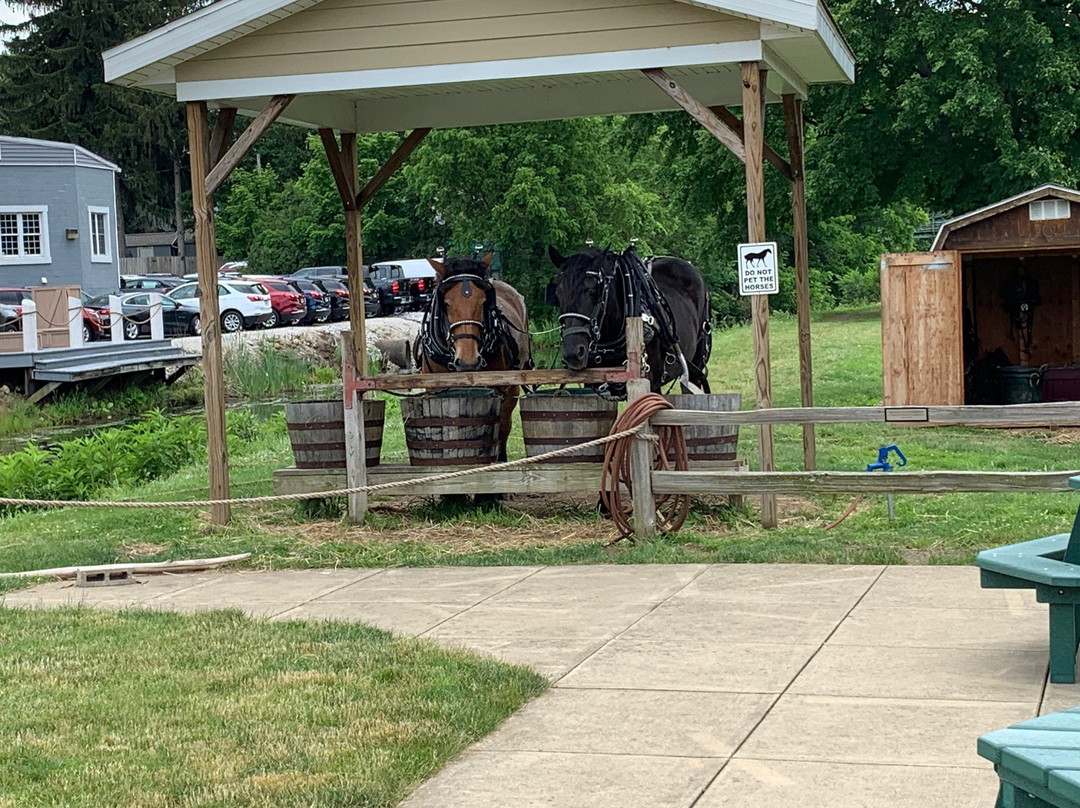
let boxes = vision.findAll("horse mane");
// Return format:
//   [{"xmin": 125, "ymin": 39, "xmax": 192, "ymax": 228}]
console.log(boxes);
[
  {"xmin": 439, "ymin": 255, "xmax": 490, "ymax": 280},
  {"xmin": 556, "ymin": 247, "xmax": 616, "ymax": 299}
]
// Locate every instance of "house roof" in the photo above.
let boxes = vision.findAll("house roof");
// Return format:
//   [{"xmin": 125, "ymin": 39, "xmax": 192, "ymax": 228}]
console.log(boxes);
[
  {"xmin": 103, "ymin": 0, "xmax": 855, "ymax": 133},
  {"xmin": 125, "ymin": 232, "xmax": 192, "ymax": 248},
  {"xmin": 0, "ymin": 136, "xmax": 120, "ymax": 173},
  {"xmin": 931, "ymin": 184, "xmax": 1080, "ymax": 251}
]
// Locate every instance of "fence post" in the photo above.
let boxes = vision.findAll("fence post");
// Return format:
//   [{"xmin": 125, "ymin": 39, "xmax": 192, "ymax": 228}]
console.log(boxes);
[
  {"xmin": 68, "ymin": 296, "xmax": 83, "ymax": 348},
  {"xmin": 109, "ymin": 295, "xmax": 124, "ymax": 342},
  {"xmin": 148, "ymin": 293, "xmax": 165, "ymax": 341},
  {"xmin": 342, "ymin": 331, "xmax": 368, "ymax": 525},
  {"xmin": 626, "ymin": 317, "xmax": 657, "ymax": 540},
  {"xmin": 21, "ymin": 300, "xmax": 38, "ymax": 353}
]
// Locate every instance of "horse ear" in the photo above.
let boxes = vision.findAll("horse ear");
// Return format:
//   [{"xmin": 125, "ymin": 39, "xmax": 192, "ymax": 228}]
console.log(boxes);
[
  {"xmin": 548, "ymin": 246, "xmax": 566, "ymax": 268},
  {"xmin": 545, "ymin": 279, "xmax": 559, "ymax": 307},
  {"xmin": 480, "ymin": 251, "xmax": 494, "ymax": 269},
  {"xmin": 427, "ymin": 258, "xmax": 445, "ymax": 279}
]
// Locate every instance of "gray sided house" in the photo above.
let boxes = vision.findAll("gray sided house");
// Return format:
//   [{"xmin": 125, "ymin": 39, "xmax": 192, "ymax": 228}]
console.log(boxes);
[{"xmin": 0, "ymin": 136, "xmax": 120, "ymax": 295}]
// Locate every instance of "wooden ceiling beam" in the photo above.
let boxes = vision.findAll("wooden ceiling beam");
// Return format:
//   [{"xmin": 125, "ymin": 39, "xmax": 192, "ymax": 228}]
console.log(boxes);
[
  {"xmin": 318, "ymin": 128, "xmax": 357, "ymax": 211},
  {"xmin": 642, "ymin": 67, "xmax": 745, "ymax": 163},
  {"xmin": 709, "ymin": 105, "xmax": 793, "ymax": 181},
  {"xmin": 355, "ymin": 127, "xmax": 432, "ymax": 211},
  {"xmin": 208, "ymin": 107, "xmax": 237, "ymax": 169},
  {"xmin": 205, "ymin": 94, "xmax": 294, "ymax": 196}
]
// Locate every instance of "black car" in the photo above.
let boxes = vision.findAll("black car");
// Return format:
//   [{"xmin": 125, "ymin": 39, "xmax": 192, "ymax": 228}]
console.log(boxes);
[
  {"xmin": 85, "ymin": 293, "xmax": 201, "ymax": 340},
  {"xmin": 313, "ymin": 278, "xmax": 350, "ymax": 321},
  {"xmin": 284, "ymin": 279, "xmax": 332, "ymax": 325}
]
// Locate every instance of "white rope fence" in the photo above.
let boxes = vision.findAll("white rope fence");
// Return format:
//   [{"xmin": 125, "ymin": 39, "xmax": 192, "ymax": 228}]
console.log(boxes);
[{"xmin": 0, "ymin": 424, "xmax": 650, "ymax": 510}]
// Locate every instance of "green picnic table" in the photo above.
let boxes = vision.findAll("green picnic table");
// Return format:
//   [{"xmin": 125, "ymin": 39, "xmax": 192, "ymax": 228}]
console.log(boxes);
[
  {"xmin": 978, "ymin": 708, "xmax": 1080, "ymax": 808},
  {"xmin": 976, "ymin": 475, "xmax": 1080, "ymax": 684}
]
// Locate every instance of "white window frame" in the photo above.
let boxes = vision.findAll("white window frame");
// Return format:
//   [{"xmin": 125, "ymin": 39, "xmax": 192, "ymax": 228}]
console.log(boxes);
[
  {"xmin": 88, "ymin": 206, "xmax": 112, "ymax": 263},
  {"xmin": 0, "ymin": 206, "xmax": 50, "ymax": 265},
  {"xmin": 1029, "ymin": 199, "xmax": 1071, "ymax": 222}
]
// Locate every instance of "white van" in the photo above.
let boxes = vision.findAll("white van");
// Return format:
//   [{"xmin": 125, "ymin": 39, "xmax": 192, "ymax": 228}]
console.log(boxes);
[{"xmin": 368, "ymin": 258, "xmax": 438, "ymax": 314}]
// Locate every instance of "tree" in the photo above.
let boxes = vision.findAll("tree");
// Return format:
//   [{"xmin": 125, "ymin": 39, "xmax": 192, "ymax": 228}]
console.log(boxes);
[
  {"xmin": 0, "ymin": 0, "xmax": 207, "ymax": 231},
  {"xmin": 812, "ymin": 0, "xmax": 1080, "ymax": 216}
]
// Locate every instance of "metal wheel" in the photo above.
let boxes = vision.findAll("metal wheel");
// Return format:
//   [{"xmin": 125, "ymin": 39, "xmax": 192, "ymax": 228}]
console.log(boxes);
[
  {"xmin": 82, "ymin": 323, "xmax": 92, "ymax": 343},
  {"xmin": 189, "ymin": 315, "xmax": 202, "ymax": 336},
  {"xmin": 123, "ymin": 320, "xmax": 140, "ymax": 341},
  {"xmin": 221, "ymin": 310, "xmax": 243, "ymax": 333},
  {"xmin": 264, "ymin": 310, "xmax": 279, "ymax": 329}
]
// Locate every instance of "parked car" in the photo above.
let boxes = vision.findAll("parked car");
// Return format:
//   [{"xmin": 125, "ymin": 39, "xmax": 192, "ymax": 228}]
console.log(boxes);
[
  {"xmin": 120, "ymin": 274, "xmax": 188, "ymax": 292},
  {"xmin": 0, "ymin": 302, "xmax": 16, "ymax": 332},
  {"xmin": 79, "ymin": 292, "xmax": 107, "ymax": 342},
  {"xmin": 84, "ymin": 292, "xmax": 201, "ymax": 340},
  {"xmin": 166, "ymin": 280, "xmax": 273, "ymax": 332},
  {"xmin": 219, "ymin": 261, "xmax": 248, "ymax": 273},
  {"xmin": 0, "ymin": 286, "xmax": 102, "ymax": 343},
  {"xmin": 244, "ymin": 276, "xmax": 307, "ymax": 328},
  {"xmin": 313, "ymin": 278, "xmax": 350, "ymax": 321},
  {"xmin": 364, "ymin": 281, "xmax": 380, "ymax": 318},
  {"xmin": 283, "ymin": 278, "xmax": 332, "ymax": 325},
  {"xmin": 290, "ymin": 265, "xmax": 349, "ymax": 281},
  {"xmin": 367, "ymin": 259, "xmax": 437, "ymax": 314}
]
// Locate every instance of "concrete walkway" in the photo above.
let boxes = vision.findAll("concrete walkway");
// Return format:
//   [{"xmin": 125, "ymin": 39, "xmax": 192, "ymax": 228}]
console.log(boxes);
[{"xmin": 4, "ymin": 563, "xmax": 1078, "ymax": 807}]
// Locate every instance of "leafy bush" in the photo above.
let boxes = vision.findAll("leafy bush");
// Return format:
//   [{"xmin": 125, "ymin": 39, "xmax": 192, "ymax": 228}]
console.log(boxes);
[{"xmin": 0, "ymin": 410, "xmax": 265, "ymax": 511}]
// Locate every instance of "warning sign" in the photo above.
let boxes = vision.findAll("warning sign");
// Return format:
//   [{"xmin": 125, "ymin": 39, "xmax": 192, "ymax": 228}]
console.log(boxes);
[{"xmin": 737, "ymin": 242, "xmax": 779, "ymax": 296}]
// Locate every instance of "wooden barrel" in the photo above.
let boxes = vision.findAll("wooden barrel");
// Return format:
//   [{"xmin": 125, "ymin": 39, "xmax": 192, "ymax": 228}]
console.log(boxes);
[
  {"xmin": 665, "ymin": 393, "xmax": 741, "ymax": 462},
  {"xmin": 520, "ymin": 391, "xmax": 618, "ymax": 463},
  {"xmin": 285, "ymin": 398, "xmax": 385, "ymax": 469},
  {"xmin": 401, "ymin": 391, "xmax": 501, "ymax": 467}
]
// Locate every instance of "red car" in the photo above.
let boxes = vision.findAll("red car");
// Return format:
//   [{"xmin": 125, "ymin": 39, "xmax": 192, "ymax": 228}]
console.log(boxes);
[
  {"xmin": 0, "ymin": 287, "xmax": 104, "ymax": 343},
  {"xmin": 243, "ymin": 277, "xmax": 307, "ymax": 328}
]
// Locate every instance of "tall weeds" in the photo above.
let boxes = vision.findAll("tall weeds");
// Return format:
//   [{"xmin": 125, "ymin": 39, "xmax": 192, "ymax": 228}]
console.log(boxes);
[{"xmin": 224, "ymin": 343, "xmax": 312, "ymax": 399}]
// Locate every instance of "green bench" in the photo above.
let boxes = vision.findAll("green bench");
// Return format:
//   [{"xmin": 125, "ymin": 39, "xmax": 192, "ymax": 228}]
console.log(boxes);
[
  {"xmin": 978, "ymin": 708, "xmax": 1080, "ymax": 808},
  {"xmin": 976, "ymin": 476, "xmax": 1080, "ymax": 684}
]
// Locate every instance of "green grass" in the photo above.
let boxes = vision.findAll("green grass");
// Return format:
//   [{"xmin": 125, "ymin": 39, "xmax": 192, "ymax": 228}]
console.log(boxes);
[
  {"xmin": 0, "ymin": 608, "xmax": 545, "ymax": 808},
  {"xmin": 1, "ymin": 304, "xmax": 1079, "ymax": 575}
]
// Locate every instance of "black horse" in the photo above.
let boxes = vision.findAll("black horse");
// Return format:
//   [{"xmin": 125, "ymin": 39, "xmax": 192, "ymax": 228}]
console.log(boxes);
[{"xmin": 546, "ymin": 246, "xmax": 712, "ymax": 395}]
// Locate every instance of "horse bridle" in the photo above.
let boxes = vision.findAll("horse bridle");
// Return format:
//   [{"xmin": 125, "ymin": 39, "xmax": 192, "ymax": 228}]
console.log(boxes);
[
  {"xmin": 422, "ymin": 273, "xmax": 503, "ymax": 370},
  {"xmin": 556, "ymin": 254, "xmax": 626, "ymax": 365}
]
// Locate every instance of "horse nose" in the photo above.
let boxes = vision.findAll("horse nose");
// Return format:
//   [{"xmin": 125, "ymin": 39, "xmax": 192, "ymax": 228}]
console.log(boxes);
[{"xmin": 575, "ymin": 343, "xmax": 587, "ymax": 361}]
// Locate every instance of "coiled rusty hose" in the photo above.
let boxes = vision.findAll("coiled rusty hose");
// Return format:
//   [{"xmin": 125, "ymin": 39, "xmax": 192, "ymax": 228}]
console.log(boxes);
[{"xmin": 600, "ymin": 392, "xmax": 691, "ymax": 541}]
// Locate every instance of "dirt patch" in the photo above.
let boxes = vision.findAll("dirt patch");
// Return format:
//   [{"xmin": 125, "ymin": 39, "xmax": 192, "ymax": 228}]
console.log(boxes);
[{"xmin": 1044, "ymin": 429, "xmax": 1080, "ymax": 445}]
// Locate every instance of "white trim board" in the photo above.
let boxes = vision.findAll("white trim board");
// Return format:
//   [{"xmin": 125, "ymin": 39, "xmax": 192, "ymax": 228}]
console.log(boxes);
[{"xmin": 177, "ymin": 41, "xmax": 764, "ymax": 102}]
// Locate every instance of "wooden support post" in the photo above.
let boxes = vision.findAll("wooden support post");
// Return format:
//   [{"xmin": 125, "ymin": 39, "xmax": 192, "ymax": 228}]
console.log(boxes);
[
  {"xmin": 342, "ymin": 132, "xmax": 368, "ymax": 524},
  {"xmin": 783, "ymin": 94, "xmax": 816, "ymax": 471},
  {"xmin": 625, "ymin": 317, "xmax": 657, "ymax": 540},
  {"xmin": 187, "ymin": 100, "xmax": 230, "ymax": 525},
  {"xmin": 342, "ymin": 332, "xmax": 368, "ymax": 525},
  {"xmin": 742, "ymin": 62, "xmax": 777, "ymax": 528}
]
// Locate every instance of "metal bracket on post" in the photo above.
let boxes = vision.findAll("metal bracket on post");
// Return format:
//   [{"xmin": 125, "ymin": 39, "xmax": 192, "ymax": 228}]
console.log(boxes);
[{"xmin": 342, "ymin": 331, "xmax": 368, "ymax": 525}]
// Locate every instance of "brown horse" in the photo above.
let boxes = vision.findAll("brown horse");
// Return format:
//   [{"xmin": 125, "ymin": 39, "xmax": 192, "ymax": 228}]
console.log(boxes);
[{"xmin": 418, "ymin": 253, "xmax": 531, "ymax": 462}]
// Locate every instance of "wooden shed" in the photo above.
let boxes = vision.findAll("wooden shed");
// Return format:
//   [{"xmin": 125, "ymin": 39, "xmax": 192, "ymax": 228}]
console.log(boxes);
[{"xmin": 882, "ymin": 184, "xmax": 1080, "ymax": 406}]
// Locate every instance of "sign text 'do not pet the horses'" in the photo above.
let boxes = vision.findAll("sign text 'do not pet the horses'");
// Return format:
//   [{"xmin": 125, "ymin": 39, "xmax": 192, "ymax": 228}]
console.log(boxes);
[{"xmin": 738, "ymin": 242, "xmax": 779, "ymax": 296}]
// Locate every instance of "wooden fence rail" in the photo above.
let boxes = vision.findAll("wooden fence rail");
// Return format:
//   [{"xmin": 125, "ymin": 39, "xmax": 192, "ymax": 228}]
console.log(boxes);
[
  {"xmin": 651, "ymin": 403, "xmax": 1080, "ymax": 429},
  {"xmin": 651, "ymin": 470, "xmax": 1080, "ymax": 496}
]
